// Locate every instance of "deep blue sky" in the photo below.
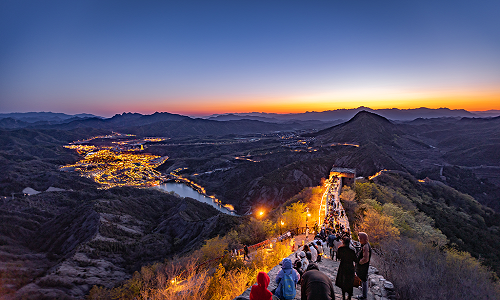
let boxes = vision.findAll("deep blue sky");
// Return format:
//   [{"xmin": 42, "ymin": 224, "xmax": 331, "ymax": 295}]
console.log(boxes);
[{"xmin": 1, "ymin": 0, "xmax": 499, "ymax": 116}]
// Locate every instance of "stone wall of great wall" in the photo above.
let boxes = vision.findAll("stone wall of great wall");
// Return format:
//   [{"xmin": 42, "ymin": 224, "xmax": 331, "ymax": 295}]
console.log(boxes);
[{"xmin": 234, "ymin": 168, "xmax": 397, "ymax": 300}]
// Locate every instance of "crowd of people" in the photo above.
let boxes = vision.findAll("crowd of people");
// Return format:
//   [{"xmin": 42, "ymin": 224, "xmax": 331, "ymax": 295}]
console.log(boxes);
[
  {"xmin": 249, "ymin": 231, "xmax": 371, "ymax": 300},
  {"xmin": 250, "ymin": 176, "xmax": 372, "ymax": 300}
]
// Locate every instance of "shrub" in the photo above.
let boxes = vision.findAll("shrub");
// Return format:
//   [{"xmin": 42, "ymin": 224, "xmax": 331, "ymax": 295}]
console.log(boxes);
[
  {"xmin": 376, "ymin": 238, "xmax": 500, "ymax": 300},
  {"xmin": 86, "ymin": 240, "xmax": 292, "ymax": 300},
  {"xmin": 355, "ymin": 207, "xmax": 400, "ymax": 247},
  {"xmin": 200, "ymin": 235, "xmax": 229, "ymax": 261}
]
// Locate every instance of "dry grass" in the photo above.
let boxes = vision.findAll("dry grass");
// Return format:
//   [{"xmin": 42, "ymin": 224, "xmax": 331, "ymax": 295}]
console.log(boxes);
[{"xmin": 87, "ymin": 240, "xmax": 292, "ymax": 300}]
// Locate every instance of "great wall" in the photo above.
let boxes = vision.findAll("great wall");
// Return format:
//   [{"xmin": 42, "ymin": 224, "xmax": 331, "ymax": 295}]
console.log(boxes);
[{"xmin": 233, "ymin": 167, "xmax": 397, "ymax": 300}]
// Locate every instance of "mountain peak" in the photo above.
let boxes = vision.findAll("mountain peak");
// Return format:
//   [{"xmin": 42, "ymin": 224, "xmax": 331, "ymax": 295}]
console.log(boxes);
[
  {"xmin": 313, "ymin": 111, "xmax": 402, "ymax": 146},
  {"xmin": 348, "ymin": 110, "xmax": 392, "ymax": 124}
]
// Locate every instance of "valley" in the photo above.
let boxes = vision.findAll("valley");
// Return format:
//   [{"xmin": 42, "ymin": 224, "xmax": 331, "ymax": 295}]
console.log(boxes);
[{"xmin": 1, "ymin": 110, "xmax": 500, "ymax": 299}]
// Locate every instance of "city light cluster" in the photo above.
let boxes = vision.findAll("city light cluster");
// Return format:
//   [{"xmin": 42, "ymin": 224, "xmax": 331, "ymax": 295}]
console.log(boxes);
[
  {"xmin": 144, "ymin": 137, "xmax": 168, "ymax": 142},
  {"xmin": 62, "ymin": 145, "xmax": 168, "ymax": 189},
  {"xmin": 64, "ymin": 144, "xmax": 98, "ymax": 155}
]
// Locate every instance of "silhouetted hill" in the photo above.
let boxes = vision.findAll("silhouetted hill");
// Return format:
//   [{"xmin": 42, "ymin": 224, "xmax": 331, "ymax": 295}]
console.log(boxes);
[
  {"xmin": 126, "ymin": 118, "xmax": 289, "ymax": 137},
  {"xmin": 0, "ymin": 117, "xmax": 30, "ymax": 129},
  {"xmin": 46, "ymin": 111, "xmax": 189, "ymax": 130},
  {"xmin": 0, "ymin": 112, "xmax": 100, "ymax": 124},
  {"xmin": 311, "ymin": 110, "xmax": 405, "ymax": 147},
  {"xmin": 207, "ymin": 113, "xmax": 281, "ymax": 123},
  {"xmin": 43, "ymin": 112, "xmax": 300, "ymax": 137},
  {"xmin": 107, "ymin": 111, "xmax": 190, "ymax": 126}
]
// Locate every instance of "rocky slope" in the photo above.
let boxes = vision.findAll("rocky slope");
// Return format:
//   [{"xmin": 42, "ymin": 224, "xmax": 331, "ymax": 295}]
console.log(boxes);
[{"xmin": 0, "ymin": 188, "xmax": 240, "ymax": 299}]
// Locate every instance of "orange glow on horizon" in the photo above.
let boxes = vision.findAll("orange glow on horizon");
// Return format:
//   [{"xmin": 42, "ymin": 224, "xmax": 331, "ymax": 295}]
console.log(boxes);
[{"xmin": 91, "ymin": 88, "xmax": 500, "ymax": 117}]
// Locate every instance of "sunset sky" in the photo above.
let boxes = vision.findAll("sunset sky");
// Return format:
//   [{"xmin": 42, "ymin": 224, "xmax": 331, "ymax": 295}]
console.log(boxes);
[{"xmin": 1, "ymin": 0, "xmax": 499, "ymax": 117}]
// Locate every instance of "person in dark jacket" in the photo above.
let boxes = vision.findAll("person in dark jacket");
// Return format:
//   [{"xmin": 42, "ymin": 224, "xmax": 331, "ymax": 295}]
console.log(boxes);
[
  {"xmin": 335, "ymin": 237, "xmax": 357, "ymax": 300},
  {"xmin": 250, "ymin": 271, "xmax": 273, "ymax": 300},
  {"xmin": 327, "ymin": 233, "xmax": 336, "ymax": 259},
  {"xmin": 300, "ymin": 263, "xmax": 335, "ymax": 300},
  {"xmin": 355, "ymin": 232, "xmax": 372, "ymax": 300},
  {"xmin": 244, "ymin": 244, "xmax": 250, "ymax": 260}
]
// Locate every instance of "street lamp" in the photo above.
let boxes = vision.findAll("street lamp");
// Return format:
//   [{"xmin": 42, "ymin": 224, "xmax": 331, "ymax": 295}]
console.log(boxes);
[
  {"xmin": 280, "ymin": 219, "xmax": 284, "ymax": 235},
  {"xmin": 306, "ymin": 207, "xmax": 311, "ymax": 240}
]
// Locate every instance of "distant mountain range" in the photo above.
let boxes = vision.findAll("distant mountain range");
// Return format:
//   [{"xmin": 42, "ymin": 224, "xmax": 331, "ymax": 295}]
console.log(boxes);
[
  {"xmin": 0, "ymin": 111, "xmax": 335, "ymax": 135},
  {"xmin": 0, "ymin": 112, "xmax": 101, "ymax": 129},
  {"xmin": 1, "ymin": 108, "xmax": 500, "ymax": 130},
  {"xmin": 2, "ymin": 108, "xmax": 500, "ymax": 136},
  {"xmin": 206, "ymin": 107, "xmax": 500, "ymax": 122}
]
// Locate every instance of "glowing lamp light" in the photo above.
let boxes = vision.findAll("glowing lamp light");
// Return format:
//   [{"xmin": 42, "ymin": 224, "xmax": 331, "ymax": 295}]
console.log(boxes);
[
  {"xmin": 258, "ymin": 210, "xmax": 264, "ymax": 217},
  {"xmin": 281, "ymin": 221, "xmax": 285, "ymax": 226}
]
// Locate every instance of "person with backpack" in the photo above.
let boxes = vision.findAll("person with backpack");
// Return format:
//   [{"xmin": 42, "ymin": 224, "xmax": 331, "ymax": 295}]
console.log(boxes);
[
  {"xmin": 250, "ymin": 271, "xmax": 273, "ymax": 300},
  {"xmin": 274, "ymin": 257, "xmax": 300, "ymax": 300}
]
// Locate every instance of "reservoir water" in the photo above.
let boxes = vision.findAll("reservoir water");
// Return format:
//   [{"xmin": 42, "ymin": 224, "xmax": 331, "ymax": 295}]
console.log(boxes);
[{"xmin": 155, "ymin": 182, "xmax": 237, "ymax": 215}]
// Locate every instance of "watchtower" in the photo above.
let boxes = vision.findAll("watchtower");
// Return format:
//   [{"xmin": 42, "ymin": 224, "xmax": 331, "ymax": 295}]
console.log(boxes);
[{"xmin": 329, "ymin": 167, "xmax": 356, "ymax": 187}]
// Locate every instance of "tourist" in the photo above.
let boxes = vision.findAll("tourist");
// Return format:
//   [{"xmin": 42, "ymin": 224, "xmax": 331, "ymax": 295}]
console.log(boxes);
[
  {"xmin": 355, "ymin": 232, "xmax": 372, "ymax": 300},
  {"xmin": 333, "ymin": 235, "xmax": 342, "ymax": 261},
  {"xmin": 335, "ymin": 236, "xmax": 357, "ymax": 300},
  {"xmin": 295, "ymin": 251, "xmax": 309, "ymax": 276},
  {"xmin": 308, "ymin": 242, "xmax": 318, "ymax": 262},
  {"xmin": 315, "ymin": 240, "xmax": 324, "ymax": 262},
  {"xmin": 320, "ymin": 226, "xmax": 326, "ymax": 241},
  {"xmin": 250, "ymin": 271, "xmax": 273, "ymax": 300},
  {"xmin": 301, "ymin": 263, "xmax": 335, "ymax": 300},
  {"xmin": 302, "ymin": 244, "xmax": 312, "ymax": 261},
  {"xmin": 274, "ymin": 257, "xmax": 300, "ymax": 300},
  {"xmin": 244, "ymin": 244, "xmax": 250, "ymax": 260},
  {"xmin": 327, "ymin": 232, "xmax": 336, "ymax": 259}
]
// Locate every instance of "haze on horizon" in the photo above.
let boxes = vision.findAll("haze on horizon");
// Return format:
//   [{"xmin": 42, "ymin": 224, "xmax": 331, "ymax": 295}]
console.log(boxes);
[{"xmin": 1, "ymin": 0, "xmax": 499, "ymax": 117}]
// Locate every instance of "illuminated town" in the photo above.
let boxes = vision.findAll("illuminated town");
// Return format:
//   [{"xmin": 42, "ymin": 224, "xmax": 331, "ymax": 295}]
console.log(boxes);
[
  {"xmin": 61, "ymin": 133, "xmax": 236, "ymax": 212},
  {"xmin": 61, "ymin": 134, "xmax": 168, "ymax": 189}
]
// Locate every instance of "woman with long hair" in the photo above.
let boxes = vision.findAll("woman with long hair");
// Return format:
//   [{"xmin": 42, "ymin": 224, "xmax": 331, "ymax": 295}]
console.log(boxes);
[{"xmin": 335, "ymin": 236, "xmax": 357, "ymax": 300}]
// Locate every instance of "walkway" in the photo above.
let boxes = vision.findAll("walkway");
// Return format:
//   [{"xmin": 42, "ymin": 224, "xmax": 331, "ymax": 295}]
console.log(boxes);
[
  {"xmin": 321, "ymin": 175, "xmax": 350, "ymax": 233},
  {"xmin": 235, "ymin": 235, "xmax": 365, "ymax": 300},
  {"xmin": 235, "ymin": 174, "xmax": 379, "ymax": 300}
]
